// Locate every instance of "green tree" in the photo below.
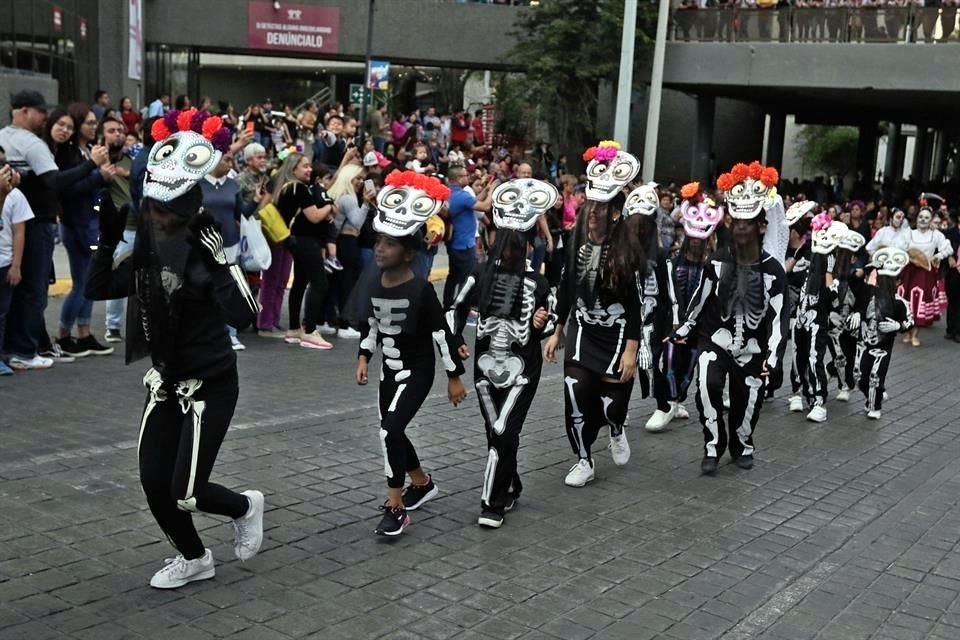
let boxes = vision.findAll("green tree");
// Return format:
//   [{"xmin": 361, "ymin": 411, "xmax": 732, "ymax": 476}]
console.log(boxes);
[
  {"xmin": 499, "ymin": 0, "xmax": 652, "ymax": 156},
  {"xmin": 795, "ymin": 125, "xmax": 860, "ymax": 177}
]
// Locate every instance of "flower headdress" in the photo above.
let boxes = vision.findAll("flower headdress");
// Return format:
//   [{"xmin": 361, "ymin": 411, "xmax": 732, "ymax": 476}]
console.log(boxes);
[
  {"xmin": 810, "ymin": 212, "xmax": 833, "ymax": 232},
  {"xmin": 385, "ymin": 170, "xmax": 451, "ymax": 201},
  {"xmin": 680, "ymin": 181, "xmax": 701, "ymax": 201},
  {"xmin": 582, "ymin": 140, "xmax": 622, "ymax": 164},
  {"xmin": 716, "ymin": 161, "xmax": 779, "ymax": 193},
  {"xmin": 151, "ymin": 108, "xmax": 233, "ymax": 153}
]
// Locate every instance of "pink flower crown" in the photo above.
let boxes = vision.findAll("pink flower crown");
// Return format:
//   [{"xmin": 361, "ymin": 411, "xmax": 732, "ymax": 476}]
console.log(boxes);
[{"xmin": 151, "ymin": 108, "xmax": 233, "ymax": 153}]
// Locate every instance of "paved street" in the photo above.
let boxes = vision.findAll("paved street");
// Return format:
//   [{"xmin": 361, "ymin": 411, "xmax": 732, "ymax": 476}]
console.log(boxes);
[{"xmin": 2, "ymin": 290, "xmax": 960, "ymax": 640}]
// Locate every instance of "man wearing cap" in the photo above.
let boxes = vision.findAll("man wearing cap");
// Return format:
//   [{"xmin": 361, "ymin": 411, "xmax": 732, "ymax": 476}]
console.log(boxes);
[
  {"xmin": 0, "ymin": 91, "xmax": 109, "ymax": 370},
  {"xmin": 362, "ymin": 150, "xmax": 391, "ymax": 177}
]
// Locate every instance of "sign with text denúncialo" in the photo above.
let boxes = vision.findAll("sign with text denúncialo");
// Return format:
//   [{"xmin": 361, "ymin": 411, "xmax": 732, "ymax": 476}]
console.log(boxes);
[{"xmin": 248, "ymin": 2, "xmax": 339, "ymax": 54}]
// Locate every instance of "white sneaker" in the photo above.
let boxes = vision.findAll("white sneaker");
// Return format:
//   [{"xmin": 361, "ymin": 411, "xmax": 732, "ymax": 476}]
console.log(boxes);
[
  {"xmin": 564, "ymin": 459, "xmax": 595, "ymax": 487},
  {"xmin": 257, "ymin": 328, "xmax": 286, "ymax": 339},
  {"xmin": 300, "ymin": 330, "xmax": 333, "ymax": 350},
  {"xmin": 672, "ymin": 402, "xmax": 689, "ymax": 420},
  {"xmin": 608, "ymin": 431, "xmax": 631, "ymax": 466},
  {"xmin": 337, "ymin": 327, "xmax": 361, "ymax": 340},
  {"xmin": 644, "ymin": 407, "xmax": 675, "ymax": 433},
  {"xmin": 318, "ymin": 322, "xmax": 337, "ymax": 336},
  {"xmin": 149, "ymin": 549, "xmax": 215, "ymax": 589},
  {"xmin": 284, "ymin": 330, "xmax": 303, "ymax": 345},
  {"xmin": 788, "ymin": 395, "xmax": 804, "ymax": 412},
  {"xmin": 806, "ymin": 405, "xmax": 827, "ymax": 423},
  {"xmin": 883, "ymin": 392, "xmax": 889, "ymax": 401},
  {"xmin": 836, "ymin": 389, "xmax": 850, "ymax": 402},
  {"xmin": 866, "ymin": 409, "xmax": 882, "ymax": 420},
  {"xmin": 8, "ymin": 355, "xmax": 54, "ymax": 370},
  {"xmin": 230, "ymin": 336, "xmax": 246, "ymax": 351},
  {"xmin": 233, "ymin": 490, "xmax": 265, "ymax": 562}
]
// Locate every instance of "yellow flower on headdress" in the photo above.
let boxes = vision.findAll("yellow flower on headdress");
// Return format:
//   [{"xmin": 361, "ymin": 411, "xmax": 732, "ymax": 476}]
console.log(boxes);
[{"xmin": 597, "ymin": 140, "xmax": 622, "ymax": 150}]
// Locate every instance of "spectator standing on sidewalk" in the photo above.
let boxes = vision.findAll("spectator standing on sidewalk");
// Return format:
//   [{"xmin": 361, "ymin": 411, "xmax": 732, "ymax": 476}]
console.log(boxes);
[
  {"xmin": 443, "ymin": 166, "xmax": 493, "ymax": 308},
  {"xmin": 102, "ymin": 116, "xmax": 134, "ymax": 344},
  {"xmin": 92, "ymin": 90, "xmax": 111, "ymax": 122},
  {"xmin": 0, "ymin": 155, "xmax": 33, "ymax": 376}
]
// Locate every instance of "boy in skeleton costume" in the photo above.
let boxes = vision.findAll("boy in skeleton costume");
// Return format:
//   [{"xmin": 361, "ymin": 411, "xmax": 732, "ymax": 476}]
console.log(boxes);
[
  {"xmin": 784, "ymin": 201, "xmax": 817, "ymax": 412},
  {"xmin": 448, "ymin": 178, "xmax": 558, "ymax": 529},
  {"xmin": 826, "ymin": 228, "xmax": 866, "ymax": 402},
  {"xmin": 855, "ymin": 247, "xmax": 913, "ymax": 419},
  {"xmin": 85, "ymin": 110, "xmax": 264, "ymax": 589},
  {"xmin": 351, "ymin": 171, "xmax": 467, "ymax": 537},
  {"xmin": 671, "ymin": 161, "xmax": 788, "ymax": 475},
  {"xmin": 791, "ymin": 213, "xmax": 847, "ymax": 423},
  {"xmin": 544, "ymin": 141, "xmax": 644, "ymax": 487}
]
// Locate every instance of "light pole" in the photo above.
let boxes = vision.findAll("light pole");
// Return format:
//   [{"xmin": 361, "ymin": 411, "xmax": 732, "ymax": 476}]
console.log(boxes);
[
  {"xmin": 357, "ymin": 0, "xmax": 375, "ymax": 145},
  {"xmin": 642, "ymin": 0, "xmax": 671, "ymax": 182},
  {"xmin": 613, "ymin": 0, "xmax": 637, "ymax": 145}
]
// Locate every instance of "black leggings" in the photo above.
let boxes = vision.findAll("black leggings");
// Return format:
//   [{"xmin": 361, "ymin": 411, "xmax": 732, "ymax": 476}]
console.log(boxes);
[
  {"xmin": 659, "ymin": 340, "xmax": 699, "ymax": 404},
  {"xmin": 827, "ymin": 329, "xmax": 858, "ymax": 392},
  {"xmin": 695, "ymin": 344, "xmax": 764, "ymax": 460},
  {"xmin": 793, "ymin": 323, "xmax": 828, "ymax": 408},
  {"xmin": 563, "ymin": 363, "xmax": 633, "ymax": 461},
  {"xmin": 856, "ymin": 342, "xmax": 892, "ymax": 411},
  {"xmin": 138, "ymin": 367, "xmax": 248, "ymax": 560},
  {"xmin": 289, "ymin": 236, "xmax": 329, "ymax": 333},
  {"xmin": 379, "ymin": 368, "xmax": 434, "ymax": 489},
  {"xmin": 335, "ymin": 235, "xmax": 360, "ymax": 329}
]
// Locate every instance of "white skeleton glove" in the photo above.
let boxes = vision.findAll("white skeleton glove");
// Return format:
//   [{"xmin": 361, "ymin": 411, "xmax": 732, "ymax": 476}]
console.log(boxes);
[
  {"xmin": 878, "ymin": 317, "xmax": 900, "ymax": 333},
  {"xmin": 198, "ymin": 225, "xmax": 227, "ymax": 266},
  {"xmin": 638, "ymin": 339, "xmax": 652, "ymax": 371},
  {"xmin": 846, "ymin": 312, "xmax": 861, "ymax": 331}
]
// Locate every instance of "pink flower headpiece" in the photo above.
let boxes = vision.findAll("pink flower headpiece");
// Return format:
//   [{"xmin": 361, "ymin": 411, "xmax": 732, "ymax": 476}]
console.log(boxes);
[
  {"xmin": 582, "ymin": 140, "xmax": 622, "ymax": 164},
  {"xmin": 151, "ymin": 108, "xmax": 233, "ymax": 153},
  {"xmin": 811, "ymin": 212, "xmax": 833, "ymax": 232}
]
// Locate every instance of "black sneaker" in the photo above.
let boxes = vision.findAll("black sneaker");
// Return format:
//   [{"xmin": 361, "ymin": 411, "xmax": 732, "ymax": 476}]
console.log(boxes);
[
  {"xmin": 57, "ymin": 336, "xmax": 91, "ymax": 358},
  {"xmin": 478, "ymin": 509, "xmax": 504, "ymax": 529},
  {"xmin": 701, "ymin": 456, "xmax": 719, "ymax": 475},
  {"xmin": 402, "ymin": 477, "xmax": 438, "ymax": 511},
  {"xmin": 39, "ymin": 342, "xmax": 76, "ymax": 363},
  {"xmin": 735, "ymin": 454, "xmax": 754, "ymax": 470},
  {"xmin": 76, "ymin": 335, "xmax": 115, "ymax": 356},
  {"xmin": 504, "ymin": 497, "xmax": 517, "ymax": 512},
  {"xmin": 105, "ymin": 329, "xmax": 123, "ymax": 343},
  {"xmin": 374, "ymin": 505, "xmax": 409, "ymax": 536}
]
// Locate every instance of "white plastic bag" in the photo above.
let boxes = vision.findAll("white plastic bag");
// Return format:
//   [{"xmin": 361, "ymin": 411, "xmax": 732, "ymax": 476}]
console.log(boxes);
[{"xmin": 239, "ymin": 214, "xmax": 272, "ymax": 272}]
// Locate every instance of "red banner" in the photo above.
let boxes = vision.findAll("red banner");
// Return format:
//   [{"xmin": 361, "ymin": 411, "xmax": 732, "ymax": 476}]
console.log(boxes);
[
  {"xmin": 247, "ymin": 2, "xmax": 339, "ymax": 54},
  {"xmin": 52, "ymin": 5, "xmax": 63, "ymax": 32}
]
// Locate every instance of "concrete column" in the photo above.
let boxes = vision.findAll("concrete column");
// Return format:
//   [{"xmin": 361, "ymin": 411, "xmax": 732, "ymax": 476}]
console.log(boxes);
[
  {"xmin": 765, "ymin": 111, "xmax": 786, "ymax": 171},
  {"xmin": 883, "ymin": 122, "xmax": 901, "ymax": 181},
  {"xmin": 856, "ymin": 123, "xmax": 877, "ymax": 183},
  {"xmin": 690, "ymin": 94, "xmax": 715, "ymax": 182},
  {"xmin": 912, "ymin": 126, "xmax": 929, "ymax": 181},
  {"xmin": 931, "ymin": 130, "xmax": 948, "ymax": 183}
]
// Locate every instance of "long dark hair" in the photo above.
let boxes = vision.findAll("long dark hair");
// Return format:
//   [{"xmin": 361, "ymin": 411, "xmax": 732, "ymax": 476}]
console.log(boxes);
[
  {"xmin": 43, "ymin": 106, "xmax": 70, "ymax": 154},
  {"xmin": 478, "ymin": 229, "xmax": 530, "ymax": 319},
  {"xmin": 875, "ymin": 274, "xmax": 898, "ymax": 319},
  {"xmin": 606, "ymin": 213, "xmax": 652, "ymax": 292}
]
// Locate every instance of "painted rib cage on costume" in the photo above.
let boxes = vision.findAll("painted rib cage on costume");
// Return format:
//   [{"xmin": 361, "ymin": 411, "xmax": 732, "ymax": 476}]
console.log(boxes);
[{"xmin": 825, "ymin": 229, "xmax": 867, "ymax": 397}]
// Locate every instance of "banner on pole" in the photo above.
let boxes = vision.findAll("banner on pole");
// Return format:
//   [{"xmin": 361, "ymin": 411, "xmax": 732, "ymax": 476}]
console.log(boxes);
[
  {"xmin": 128, "ymin": 0, "xmax": 143, "ymax": 80},
  {"xmin": 367, "ymin": 60, "xmax": 390, "ymax": 91}
]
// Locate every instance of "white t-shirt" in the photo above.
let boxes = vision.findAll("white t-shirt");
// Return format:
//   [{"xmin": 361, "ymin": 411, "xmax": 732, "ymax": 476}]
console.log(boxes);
[{"xmin": 0, "ymin": 189, "xmax": 36, "ymax": 268}]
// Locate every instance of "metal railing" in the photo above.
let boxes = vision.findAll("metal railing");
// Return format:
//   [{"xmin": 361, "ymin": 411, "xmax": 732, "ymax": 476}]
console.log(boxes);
[{"xmin": 669, "ymin": 6, "xmax": 959, "ymax": 44}]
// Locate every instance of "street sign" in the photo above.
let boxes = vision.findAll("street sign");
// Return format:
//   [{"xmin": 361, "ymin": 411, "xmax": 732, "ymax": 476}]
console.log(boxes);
[{"xmin": 349, "ymin": 84, "xmax": 368, "ymax": 105}]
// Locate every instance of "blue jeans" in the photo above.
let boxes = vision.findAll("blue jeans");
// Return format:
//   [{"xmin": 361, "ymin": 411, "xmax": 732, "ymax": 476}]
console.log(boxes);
[
  {"xmin": 4, "ymin": 221, "xmax": 55, "ymax": 357},
  {"xmin": 59, "ymin": 222, "xmax": 97, "ymax": 331},
  {"xmin": 530, "ymin": 236, "xmax": 547, "ymax": 274},
  {"xmin": 413, "ymin": 247, "xmax": 437, "ymax": 281},
  {"xmin": 106, "ymin": 230, "xmax": 137, "ymax": 331},
  {"xmin": 359, "ymin": 247, "xmax": 374, "ymax": 273},
  {"xmin": 443, "ymin": 247, "xmax": 476, "ymax": 308}
]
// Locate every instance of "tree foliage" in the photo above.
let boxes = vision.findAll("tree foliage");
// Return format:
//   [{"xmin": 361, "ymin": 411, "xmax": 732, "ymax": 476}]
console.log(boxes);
[{"xmin": 796, "ymin": 125, "xmax": 860, "ymax": 177}]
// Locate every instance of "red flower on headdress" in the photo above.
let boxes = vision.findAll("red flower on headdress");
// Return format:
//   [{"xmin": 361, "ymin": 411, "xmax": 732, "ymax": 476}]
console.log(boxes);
[
  {"xmin": 582, "ymin": 147, "xmax": 597, "ymax": 163},
  {"xmin": 385, "ymin": 170, "xmax": 451, "ymax": 201},
  {"xmin": 176, "ymin": 109, "xmax": 195, "ymax": 134},
  {"xmin": 149, "ymin": 108, "xmax": 233, "ymax": 153},
  {"xmin": 717, "ymin": 160, "xmax": 779, "ymax": 192},
  {"xmin": 202, "ymin": 116, "xmax": 224, "ymax": 139},
  {"xmin": 716, "ymin": 173, "xmax": 735, "ymax": 192},
  {"xmin": 151, "ymin": 120, "xmax": 171, "ymax": 143},
  {"xmin": 680, "ymin": 182, "xmax": 700, "ymax": 200}
]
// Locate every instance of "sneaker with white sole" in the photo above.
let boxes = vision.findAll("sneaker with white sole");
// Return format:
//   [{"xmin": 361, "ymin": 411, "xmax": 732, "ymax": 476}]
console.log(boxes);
[
  {"xmin": 149, "ymin": 549, "xmax": 215, "ymax": 589},
  {"xmin": 104, "ymin": 329, "xmax": 123, "ymax": 343},
  {"xmin": 806, "ymin": 405, "xmax": 827, "ymax": 423},
  {"xmin": 836, "ymin": 389, "xmax": 850, "ymax": 402},
  {"xmin": 324, "ymin": 257, "xmax": 344, "ymax": 272},
  {"xmin": 300, "ymin": 330, "xmax": 333, "ymax": 350},
  {"xmin": 230, "ymin": 336, "xmax": 246, "ymax": 351},
  {"xmin": 866, "ymin": 409, "xmax": 882, "ymax": 420},
  {"xmin": 564, "ymin": 459, "xmax": 595, "ymax": 487},
  {"xmin": 284, "ymin": 330, "xmax": 303, "ymax": 345},
  {"xmin": 258, "ymin": 328, "xmax": 286, "ymax": 339},
  {"xmin": 39, "ymin": 343, "xmax": 75, "ymax": 363},
  {"xmin": 233, "ymin": 490, "xmax": 265, "ymax": 561},
  {"xmin": 788, "ymin": 395, "xmax": 804, "ymax": 412},
  {"xmin": 318, "ymin": 322, "xmax": 337, "ymax": 335},
  {"xmin": 644, "ymin": 407, "xmax": 675, "ymax": 433},
  {"xmin": 672, "ymin": 402, "xmax": 689, "ymax": 420},
  {"xmin": 8, "ymin": 355, "xmax": 54, "ymax": 370},
  {"xmin": 608, "ymin": 431, "xmax": 631, "ymax": 466},
  {"xmin": 337, "ymin": 327, "xmax": 361, "ymax": 340}
]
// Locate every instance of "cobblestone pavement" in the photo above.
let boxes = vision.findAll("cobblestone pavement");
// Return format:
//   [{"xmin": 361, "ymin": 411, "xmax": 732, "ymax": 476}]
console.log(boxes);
[{"xmin": 2, "ymin": 294, "xmax": 960, "ymax": 640}]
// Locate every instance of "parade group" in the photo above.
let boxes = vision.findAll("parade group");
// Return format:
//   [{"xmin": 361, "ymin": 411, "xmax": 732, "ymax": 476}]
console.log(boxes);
[{"xmin": 33, "ymin": 110, "xmax": 954, "ymax": 588}]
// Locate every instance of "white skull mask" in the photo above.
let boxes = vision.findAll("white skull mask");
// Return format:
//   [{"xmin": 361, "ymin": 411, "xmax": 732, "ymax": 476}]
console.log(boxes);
[
  {"xmin": 837, "ymin": 229, "xmax": 865, "ymax": 253},
  {"xmin": 144, "ymin": 131, "xmax": 221, "ymax": 203},
  {"xmin": 917, "ymin": 208, "xmax": 933, "ymax": 230},
  {"xmin": 812, "ymin": 220, "xmax": 848, "ymax": 255},
  {"xmin": 585, "ymin": 151, "xmax": 640, "ymax": 202},
  {"xmin": 623, "ymin": 182, "xmax": 660, "ymax": 218},
  {"xmin": 373, "ymin": 185, "xmax": 444, "ymax": 237},
  {"xmin": 725, "ymin": 178, "xmax": 772, "ymax": 220},
  {"xmin": 492, "ymin": 178, "xmax": 560, "ymax": 232},
  {"xmin": 786, "ymin": 200, "xmax": 818, "ymax": 226},
  {"xmin": 869, "ymin": 247, "xmax": 909, "ymax": 277}
]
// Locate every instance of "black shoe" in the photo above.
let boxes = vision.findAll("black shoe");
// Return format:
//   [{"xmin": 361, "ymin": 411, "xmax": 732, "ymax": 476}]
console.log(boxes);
[
  {"xmin": 105, "ymin": 329, "xmax": 123, "ymax": 343},
  {"xmin": 701, "ymin": 457, "xmax": 719, "ymax": 475},
  {"xmin": 402, "ymin": 477, "xmax": 438, "ymax": 511},
  {"xmin": 374, "ymin": 505, "xmax": 409, "ymax": 536},
  {"xmin": 478, "ymin": 509, "xmax": 504, "ymax": 529},
  {"xmin": 504, "ymin": 497, "xmax": 517, "ymax": 512},
  {"xmin": 76, "ymin": 335, "xmax": 114, "ymax": 356},
  {"xmin": 57, "ymin": 336, "xmax": 91, "ymax": 358},
  {"xmin": 735, "ymin": 454, "xmax": 754, "ymax": 470}
]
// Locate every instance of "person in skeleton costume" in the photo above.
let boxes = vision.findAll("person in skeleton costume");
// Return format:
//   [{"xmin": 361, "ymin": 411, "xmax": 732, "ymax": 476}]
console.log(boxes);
[
  {"xmin": 671, "ymin": 161, "xmax": 788, "ymax": 475},
  {"xmin": 826, "ymin": 227, "xmax": 866, "ymax": 402},
  {"xmin": 448, "ymin": 178, "xmax": 559, "ymax": 528},
  {"xmin": 855, "ymin": 247, "xmax": 913, "ymax": 419},
  {"xmin": 792, "ymin": 213, "xmax": 848, "ymax": 423},
  {"xmin": 85, "ymin": 109, "xmax": 264, "ymax": 589},
  {"xmin": 650, "ymin": 182, "xmax": 722, "ymax": 429},
  {"xmin": 544, "ymin": 141, "xmax": 644, "ymax": 487},
  {"xmin": 899, "ymin": 205, "xmax": 953, "ymax": 346},
  {"xmin": 350, "ymin": 171, "xmax": 467, "ymax": 537},
  {"xmin": 784, "ymin": 201, "xmax": 817, "ymax": 412}
]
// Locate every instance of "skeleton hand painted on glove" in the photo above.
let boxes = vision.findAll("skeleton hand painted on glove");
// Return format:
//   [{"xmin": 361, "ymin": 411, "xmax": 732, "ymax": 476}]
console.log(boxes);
[
  {"xmin": 637, "ymin": 340, "xmax": 652, "ymax": 371},
  {"xmin": 878, "ymin": 317, "xmax": 900, "ymax": 333},
  {"xmin": 846, "ymin": 312, "xmax": 861, "ymax": 331},
  {"xmin": 191, "ymin": 213, "xmax": 228, "ymax": 266}
]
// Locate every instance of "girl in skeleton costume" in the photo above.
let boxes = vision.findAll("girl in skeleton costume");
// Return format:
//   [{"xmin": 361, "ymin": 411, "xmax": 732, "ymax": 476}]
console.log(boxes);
[
  {"xmin": 855, "ymin": 247, "xmax": 913, "ymax": 419},
  {"xmin": 85, "ymin": 110, "xmax": 264, "ymax": 589},
  {"xmin": 784, "ymin": 201, "xmax": 817, "ymax": 413},
  {"xmin": 791, "ymin": 213, "xmax": 850, "ymax": 424},
  {"xmin": 447, "ymin": 178, "xmax": 559, "ymax": 528},
  {"xmin": 826, "ymin": 228, "xmax": 866, "ymax": 403},
  {"xmin": 350, "ymin": 171, "xmax": 467, "ymax": 537},
  {"xmin": 899, "ymin": 206, "xmax": 953, "ymax": 346},
  {"xmin": 650, "ymin": 183, "xmax": 722, "ymax": 430},
  {"xmin": 671, "ymin": 161, "xmax": 788, "ymax": 475},
  {"xmin": 544, "ymin": 141, "xmax": 643, "ymax": 487}
]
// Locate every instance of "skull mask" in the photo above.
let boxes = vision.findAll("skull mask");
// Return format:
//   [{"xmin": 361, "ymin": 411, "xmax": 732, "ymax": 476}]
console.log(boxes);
[
  {"xmin": 144, "ymin": 131, "xmax": 221, "ymax": 203},
  {"xmin": 725, "ymin": 178, "xmax": 773, "ymax": 220},
  {"xmin": 623, "ymin": 182, "xmax": 660, "ymax": 218},
  {"xmin": 585, "ymin": 151, "xmax": 640, "ymax": 202},
  {"xmin": 837, "ymin": 228, "xmax": 865, "ymax": 253},
  {"xmin": 786, "ymin": 200, "xmax": 818, "ymax": 226},
  {"xmin": 812, "ymin": 220, "xmax": 848, "ymax": 255},
  {"xmin": 492, "ymin": 178, "xmax": 560, "ymax": 232},
  {"xmin": 679, "ymin": 197, "xmax": 724, "ymax": 239},
  {"xmin": 869, "ymin": 247, "xmax": 909, "ymax": 277},
  {"xmin": 374, "ymin": 184, "xmax": 444, "ymax": 237},
  {"xmin": 916, "ymin": 207, "xmax": 933, "ymax": 230}
]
